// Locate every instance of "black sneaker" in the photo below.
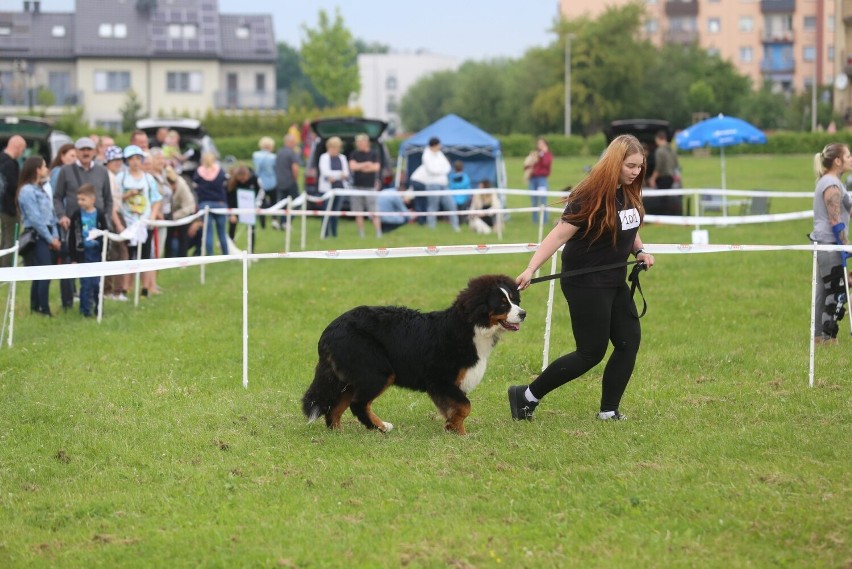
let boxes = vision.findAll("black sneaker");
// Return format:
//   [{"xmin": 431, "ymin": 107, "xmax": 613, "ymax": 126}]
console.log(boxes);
[
  {"xmin": 597, "ymin": 410, "xmax": 627, "ymax": 421},
  {"xmin": 508, "ymin": 385, "xmax": 538, "ymax": 421}
]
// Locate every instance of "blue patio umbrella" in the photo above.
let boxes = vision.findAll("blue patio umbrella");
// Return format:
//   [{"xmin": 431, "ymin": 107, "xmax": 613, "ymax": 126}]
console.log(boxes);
[{"xmin": 675, "ymin": 113, "xmax": 766, "ymax": 192}]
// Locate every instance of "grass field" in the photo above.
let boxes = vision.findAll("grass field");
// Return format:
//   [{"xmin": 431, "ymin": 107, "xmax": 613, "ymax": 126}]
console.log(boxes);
[{"xmin": 0, "ymin": 154, "xmax": 849, "ymax": 567}]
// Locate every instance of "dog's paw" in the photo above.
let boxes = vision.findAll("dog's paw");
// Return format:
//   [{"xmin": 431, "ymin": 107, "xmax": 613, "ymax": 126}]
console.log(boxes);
[{"xmin": 380, "ymin": 421, "xmax": 394, "ymax": 432}]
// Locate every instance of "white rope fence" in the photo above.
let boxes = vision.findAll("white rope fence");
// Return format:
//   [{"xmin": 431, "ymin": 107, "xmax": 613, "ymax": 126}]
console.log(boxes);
[
  {"xmin": 2, "ymin": 238, "xmax": 848, "ymax": 390},
  {"xmin": 0, "ymin": 186, "xmax": 827, "ymax": 388}
]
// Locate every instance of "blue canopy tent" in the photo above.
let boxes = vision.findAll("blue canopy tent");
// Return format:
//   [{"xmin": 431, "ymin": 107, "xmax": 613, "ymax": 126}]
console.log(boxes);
[{"xmin": 396, "ymin": 114, "xmax": 506, "ymax": 189}]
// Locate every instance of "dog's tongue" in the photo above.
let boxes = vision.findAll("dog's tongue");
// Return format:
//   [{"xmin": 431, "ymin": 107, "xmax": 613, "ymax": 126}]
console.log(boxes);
[{"xmin": 500, "ymin": 321, "xmax": 521, "ymax": 331}]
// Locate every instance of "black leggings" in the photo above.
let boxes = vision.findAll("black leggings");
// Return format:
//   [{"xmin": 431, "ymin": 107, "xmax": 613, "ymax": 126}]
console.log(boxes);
[{"xmin": 529, "ymin": 281, "xmax": 641, "ymax": 412}]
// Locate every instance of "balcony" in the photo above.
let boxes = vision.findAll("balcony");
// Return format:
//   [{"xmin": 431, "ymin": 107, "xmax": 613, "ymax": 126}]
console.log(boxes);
[
  {"xmin": 760, "ymin": 0, "xmax": 795, "ymax": 14},
  {"xmin": 760, "ymin": 58, "xmax": 795, "ymax": 74},
  {"xmin": 665, "ymin": 29, "xmax": 699, "ymax": 45},
  {"xmin": 665, "ymin": 0, "xmax": 698, "ymax": 17},
  {"xmin": 761, "ymin": 29, "xmax": 794, "ymax": 43},
  {"xmin": 213, "ymin": 90, "xmax": 278, "ymax": 110},
  {"xmin": 0, "ymin": 87, "xmax": 82, "ymax": 108},
  {"xmin": 845, "ymin": 0, "xmax": 852, "ymax": 25}
]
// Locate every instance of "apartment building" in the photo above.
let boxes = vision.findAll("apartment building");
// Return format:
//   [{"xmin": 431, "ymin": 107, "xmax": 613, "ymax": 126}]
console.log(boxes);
[
  {"xmin": 357, "ymin": 52, "xmax": 459, "ymax": 134},
  {"xmin": 561, "ymin": 1, "xmax": 850, "ymax": 117},
  {"xmin": 0, "ymin": 0, "xmax": 276, "ymax": 129}
]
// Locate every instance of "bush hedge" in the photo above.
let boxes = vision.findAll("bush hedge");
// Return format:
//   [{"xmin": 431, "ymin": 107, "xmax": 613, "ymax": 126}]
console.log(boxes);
[{"xmin": 212, "ymin": 129, "xmax": 852, "ymax": 162}]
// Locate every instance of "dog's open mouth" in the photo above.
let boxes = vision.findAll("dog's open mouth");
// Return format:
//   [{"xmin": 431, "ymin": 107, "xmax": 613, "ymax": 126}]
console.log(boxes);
[{"xmin": 499, "ymin": 320, "xmax": 521, "ymax": 331}]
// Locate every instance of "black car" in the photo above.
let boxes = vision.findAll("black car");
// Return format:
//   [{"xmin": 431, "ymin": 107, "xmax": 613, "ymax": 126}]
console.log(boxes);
[
  {"xmin": 605, "ymin": 118, "xmax": 682, "ymax": 215},
  {"xmin": 303, "ymin": 117, "xmax": 395, "ymax": 209},
  {"xmin": 0, "ymin": 115, "xmax": 72, "ymax": 163}
]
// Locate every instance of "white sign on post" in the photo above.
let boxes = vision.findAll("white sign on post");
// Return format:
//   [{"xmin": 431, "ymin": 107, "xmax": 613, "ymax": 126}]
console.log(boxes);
[{"xmin": 236, "ymin": 189, "xmax": 256, "ymax": 225}]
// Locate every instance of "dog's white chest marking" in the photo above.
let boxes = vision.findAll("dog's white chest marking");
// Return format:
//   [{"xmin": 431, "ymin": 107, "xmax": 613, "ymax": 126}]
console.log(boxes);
[{"xmin": 459, "ymin": 327, "xmax": 499, "ymax": 394}]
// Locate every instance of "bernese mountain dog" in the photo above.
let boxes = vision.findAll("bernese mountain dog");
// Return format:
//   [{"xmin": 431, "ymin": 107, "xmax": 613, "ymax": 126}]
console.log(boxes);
[{"xmin": 301, "ymin": 274, "xmax": 525, "ymax": 434}]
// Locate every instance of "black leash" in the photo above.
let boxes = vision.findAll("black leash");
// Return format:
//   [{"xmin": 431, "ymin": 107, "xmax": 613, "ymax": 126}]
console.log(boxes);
[{"xmin": 529, "ymin": 260, "xmax": 649, "ymax": 318}]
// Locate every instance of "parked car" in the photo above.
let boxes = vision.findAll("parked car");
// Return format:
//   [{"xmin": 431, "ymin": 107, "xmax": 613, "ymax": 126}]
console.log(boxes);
[
  {"xmin": 604, "ymin": 118, "xmax": 682, "ymax": 215},
  {"xmin": 0, "ymin": 115, "xmax": 72, "ymax": 163},
  {"xmin": 135, "ymin": 118, "xmax": 220, "ymax": 179},
  {"xmin": 303, "ymin": 117, "xmax": 395, "ymax": 210}
]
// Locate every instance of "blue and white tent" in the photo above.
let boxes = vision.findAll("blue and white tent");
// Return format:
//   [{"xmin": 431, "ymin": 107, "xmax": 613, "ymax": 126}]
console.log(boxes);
[{"xmin": 396, "ymin": 114, "xmax": 506, "ymax": 189}]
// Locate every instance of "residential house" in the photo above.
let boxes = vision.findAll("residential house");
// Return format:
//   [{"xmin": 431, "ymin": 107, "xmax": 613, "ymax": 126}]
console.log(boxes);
[{"xmin": 0, "ymin": 0, "xmax": 277, "ymax": 129}]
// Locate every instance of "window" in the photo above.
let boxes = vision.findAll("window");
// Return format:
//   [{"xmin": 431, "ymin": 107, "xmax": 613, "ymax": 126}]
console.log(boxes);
[
  {"xmin": 386, "ymin": 74, "xmax": 397, "ymax": 91},
  {"xmin": 828, "ymin": 16, "xmax": 835, "ymax": 32},
  {"xmin": 94, "ymin": 71, "xmax": 130, "ymax": 92},
  {"xmin": 708, "ymin": 18, "xmax": 721, "ymax": 33},
  {"xmin": 645, "ymin": 19, "xmax": 658, "ymax": 34},
  {"xmin": 235, "ymin": 25, "xmax": 250, "ymax": 39},
  {"xmin": 0, "ymin": 25, "xmax": 11, "ymax": 36},
  {"xmin": 739, "ymin": 17, "xmax": 753, "ymax": 32},
  {"xmin": 670, "ymin": 16, "xmax": 696, "ymax": 32},
  {"xmin": 168, "ymin": 23, "xmax": 197, "ymax": 39},
  {"xmin": 386, "ymin": 95, "xmax": 398, "ymax": 113},
  {"xmin": 166, "ymin": 71, "xmax": 202, "ymax": 93},
  {"xmin": 803, "ymin": 17, "xmax": 816, "ymax": 32},
  {"xmin": 48, "ymin": 71, "xmax": 71, "ymax": 104},
  {"xmin": 51, "ymin": 25, "xmax": 66, "ymax": 37},
  {"xmin": 99, "ymin": 23, "xmax": 127, "ymax": 38},
  {"xmin": 707, "ymin": 47, "xmax": 720, "ymax": 57},
  {"xmin": 828, "ymin": 46, "xmax": 835, "ymax": 61},
  {"xmin": 739, "ymin": 47, "xmax": 753, "ymax": 63},
  {"xmin": 255, "ymin": 73, "xmax": 265, "ymax": 93},
  {"xmin": 803, "ymin": 46, "xmax": 816, "ymax": 62}
]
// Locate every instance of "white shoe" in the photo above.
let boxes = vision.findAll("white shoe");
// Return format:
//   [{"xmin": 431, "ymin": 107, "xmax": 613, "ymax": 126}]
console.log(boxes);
[
  {"xmin": 597, "ymin": 410, "xmax": 627, "ymax": 421},
  {"xmin": 270, "ymin": 220, "xmax": 280, "ymax": 230},
  {"xmin": 116, "ymin": 293, "xmax": 128, "ymax": 302}
]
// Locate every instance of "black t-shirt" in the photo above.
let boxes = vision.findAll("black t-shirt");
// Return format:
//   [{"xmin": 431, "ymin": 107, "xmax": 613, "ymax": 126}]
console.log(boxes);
[
  {"xmin": 560, "ymin": 187, "xmax": 641, "ymax": 287},
  {"xmin": 350, "ymin": 149, "xmax": 378, "ymax": 188},
  {"xmin": 0, "ymin": 152, "xmax": 20, "ymax": 216}
]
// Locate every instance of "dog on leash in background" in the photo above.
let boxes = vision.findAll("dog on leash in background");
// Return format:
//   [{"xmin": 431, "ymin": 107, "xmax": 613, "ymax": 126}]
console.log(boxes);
[{"xmin": 301, "ymin": 275, "xmax": 525, "ymax": 434}]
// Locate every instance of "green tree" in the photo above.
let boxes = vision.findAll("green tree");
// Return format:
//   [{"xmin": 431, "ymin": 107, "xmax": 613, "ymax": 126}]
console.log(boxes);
[
  {"xmin": 398, "ymin": 71, "xmax": 456, "ymax": 131},
  {"xmin": 739, "ymin": 80, "xmax": 789, "ymax": 129},
  {"xmin": 276, "ymin": 41, "xmax": 328, "ymax": 109},
  {"xmin": 559, "ymin": 3, "xmax": 655, "ymax": 134},
  {"xmin": 300, "ymin": 8, "xmax": 359, "ymax": 107},
  {"xmin": 687, "ymin": 80, "xmax": 716, "ymax": 114},
  {"xmin": 355, "ymin": 39, "xmax": 390, "ymax": 54},
  {"xmin": 446, "ymin": 61, "xmax": 510, "ymax": 133},
  {"xmin": 502, "ymin": 46, "xmax": 564, "ymax": 134},
  {"xmin": 634, "ymin": 44, "xmax": 751, "ymax": 128},
  {"xmin": 120, "ymin": 89, "xmax": 144, "ymax": 132}
]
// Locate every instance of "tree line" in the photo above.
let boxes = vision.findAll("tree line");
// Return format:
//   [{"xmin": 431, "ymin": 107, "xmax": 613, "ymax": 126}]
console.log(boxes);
[{"xmin": 284, "ymin": 5, "xmax": 838, "ymax": 137}]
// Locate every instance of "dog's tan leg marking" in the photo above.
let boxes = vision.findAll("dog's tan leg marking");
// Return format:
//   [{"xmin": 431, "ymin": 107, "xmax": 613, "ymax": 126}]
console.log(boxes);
[
  {"xmin": 359, "ymin": 375, "xmax": 395, "ymax": 433},
  {"xmin": 327, "ymin": 388, "xmax": 354, "ymax": 430},
  {"xmin": 444, "ymin": 401, "xmax": 471, "ymax": 435}
]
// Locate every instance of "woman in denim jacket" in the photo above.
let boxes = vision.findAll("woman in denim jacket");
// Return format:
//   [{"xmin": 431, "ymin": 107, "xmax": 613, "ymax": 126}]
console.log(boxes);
[{"xmin": 17, "ymin": 156, "xmax": 61, "ymax": 316}]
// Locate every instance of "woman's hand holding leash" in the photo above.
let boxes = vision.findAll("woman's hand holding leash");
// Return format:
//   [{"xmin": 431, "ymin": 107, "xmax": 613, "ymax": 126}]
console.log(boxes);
[
  {"xmin": 516, "ymin": 266, "xmax": 537, "ymax": 290},
  {"xmin": 635, "ymin": 250, "xmax": 655, "ymax": 268}
]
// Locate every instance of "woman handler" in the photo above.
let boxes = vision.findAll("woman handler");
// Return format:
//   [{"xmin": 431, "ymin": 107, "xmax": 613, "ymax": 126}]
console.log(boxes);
[{"xmin": 510, "ymin": 134, "xmax": 655, "ymax": 421}]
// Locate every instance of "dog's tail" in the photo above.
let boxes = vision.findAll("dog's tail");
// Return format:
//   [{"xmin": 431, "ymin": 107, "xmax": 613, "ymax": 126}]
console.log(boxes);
[{"xmin": 301, "ymin": 356, "xmax": 346, "ymax": 424}]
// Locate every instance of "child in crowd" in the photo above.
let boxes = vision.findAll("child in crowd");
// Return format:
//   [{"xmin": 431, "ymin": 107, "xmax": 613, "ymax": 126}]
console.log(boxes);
[{"xmin": 67, "ymin": 183, "xmax": 109, "ymax": 317}]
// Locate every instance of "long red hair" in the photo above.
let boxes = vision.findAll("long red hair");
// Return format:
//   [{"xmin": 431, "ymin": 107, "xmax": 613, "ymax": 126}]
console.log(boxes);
[{"xmin": 561, "ymin": 134, "xmax": 645, "ymax": 246}]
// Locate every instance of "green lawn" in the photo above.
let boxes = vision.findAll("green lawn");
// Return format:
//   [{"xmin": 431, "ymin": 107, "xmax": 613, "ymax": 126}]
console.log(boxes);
[{"xmin": 0, "ymin": 154, "xmax": 849, "ymax": 567}]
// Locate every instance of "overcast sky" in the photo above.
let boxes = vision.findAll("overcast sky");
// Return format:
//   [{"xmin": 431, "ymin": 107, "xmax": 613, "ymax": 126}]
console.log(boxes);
[{"xmin": 36, "ymin": 0, "xmax": 561, "ymax": 62}]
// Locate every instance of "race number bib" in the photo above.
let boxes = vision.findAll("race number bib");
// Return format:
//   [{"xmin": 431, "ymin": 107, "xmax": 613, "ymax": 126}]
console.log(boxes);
[{"xmin": 619, "ymin": 207, "xmax": 640, "ymax": 230}]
